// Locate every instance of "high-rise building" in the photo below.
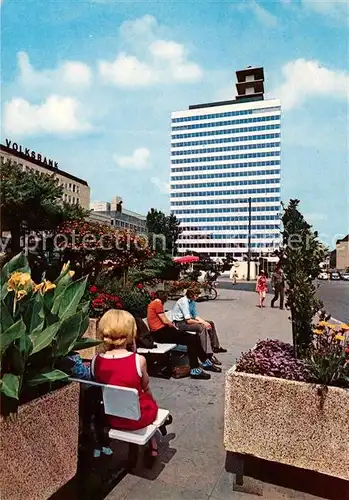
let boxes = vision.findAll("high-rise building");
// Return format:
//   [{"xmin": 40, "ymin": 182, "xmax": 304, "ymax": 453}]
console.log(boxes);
[{"xmin": 170, "ymin": 66, "xmax": 281, "ymax": 259}]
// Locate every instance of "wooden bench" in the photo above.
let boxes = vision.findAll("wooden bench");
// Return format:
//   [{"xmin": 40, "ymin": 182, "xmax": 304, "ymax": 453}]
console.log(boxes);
[{"xmin": 70, "ymin": 378, "xmax": 171, "ymax": 468}]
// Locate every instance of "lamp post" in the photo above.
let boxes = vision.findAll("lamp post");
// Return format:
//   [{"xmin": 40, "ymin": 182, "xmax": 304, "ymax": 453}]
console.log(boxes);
[{"xmin": 247, "ymin": 197, "xmax": 252, "ymax": 281}]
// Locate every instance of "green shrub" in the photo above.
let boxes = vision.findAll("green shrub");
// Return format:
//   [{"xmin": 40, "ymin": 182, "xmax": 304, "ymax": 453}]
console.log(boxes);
[{"xmin": 0, "ymin": 253, "xmax": 100, "ymax": 415}]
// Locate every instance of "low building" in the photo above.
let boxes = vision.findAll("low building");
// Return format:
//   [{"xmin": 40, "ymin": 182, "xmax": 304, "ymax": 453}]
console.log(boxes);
[
  {"xmin": 90, "ymin": 196, "xmax": 147, "ymax": 233},
  {"xmin": 1, "ymin": 139, "xmax": 90, "ymax": 209},
  {"xmin": 336, "ymin": 235, "xmax": 349, "ymax": 270}
]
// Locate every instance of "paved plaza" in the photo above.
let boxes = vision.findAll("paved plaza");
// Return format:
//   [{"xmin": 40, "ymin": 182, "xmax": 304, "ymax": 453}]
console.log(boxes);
[{"xmin": 106, "ymin": 280, "xmax": 323, "ymax": 500}]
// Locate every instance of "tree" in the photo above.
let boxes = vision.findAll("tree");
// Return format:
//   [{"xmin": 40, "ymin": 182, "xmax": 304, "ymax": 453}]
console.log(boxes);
[
  {"xmin": 281, "ymin": 199, "xmax": 324, "ymax": 356},
  {"xmin": 0, "ymin": 161, "xmax": 89, "ymax": 255},
  {"xmin": 146, "ymin": 209, "xmax": 182, "ymax": 255}
]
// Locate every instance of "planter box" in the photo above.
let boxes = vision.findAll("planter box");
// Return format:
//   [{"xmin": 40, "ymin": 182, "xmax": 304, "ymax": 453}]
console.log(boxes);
[
  {"xmin": 80, "ymin": 318, "xmax": 104, "ymax": 360},
  {"xmin": 0, "ymin": 382, "xmax": 80, "ymax": 500},
  {"xmin": 224, "ymin": 366, "xmax": 349, "ymax": 481}
]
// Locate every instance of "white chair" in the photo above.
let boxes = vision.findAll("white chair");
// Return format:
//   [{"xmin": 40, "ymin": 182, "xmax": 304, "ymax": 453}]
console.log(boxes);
[{"xmin": 70, "ymin": 378, "xmax": 170, "ymax": 467}]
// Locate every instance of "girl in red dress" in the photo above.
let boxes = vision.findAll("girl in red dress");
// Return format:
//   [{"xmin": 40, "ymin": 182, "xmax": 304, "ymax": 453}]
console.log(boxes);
[
  {"xmin": 93, "ymin": 309, "xmax": 159, "ymax": 456},
  {"xmin": 256, "ymin": 270, "xmax": 268, "ymax": 308}
]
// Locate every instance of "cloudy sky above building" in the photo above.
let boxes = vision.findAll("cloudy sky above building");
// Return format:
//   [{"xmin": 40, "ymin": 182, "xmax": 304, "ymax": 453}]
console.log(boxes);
[{"xmin": 1, "ymin": 0, "xmax": 348, "ymax": 247}]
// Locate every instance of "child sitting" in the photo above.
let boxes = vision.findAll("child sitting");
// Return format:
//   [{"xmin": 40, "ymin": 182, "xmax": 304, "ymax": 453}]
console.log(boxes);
[{"xmin": 93, "ymin": 309, "xmax": 160, "ymax": 457}]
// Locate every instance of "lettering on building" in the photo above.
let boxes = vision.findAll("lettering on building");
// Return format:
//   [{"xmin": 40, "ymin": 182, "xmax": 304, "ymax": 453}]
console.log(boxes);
[{"xmin": 4, "ymin": 139, "xmax": 58, "ymax": 168}]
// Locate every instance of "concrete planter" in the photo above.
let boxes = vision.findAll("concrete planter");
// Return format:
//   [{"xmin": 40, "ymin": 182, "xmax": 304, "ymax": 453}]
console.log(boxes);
[
  {"xmin": 80, "ymin": 317, "xmax": 104, "ymax": 360},
  {"xmin": 0, "ymin": 382, "xmax": 80, "ymax": 500},
  {"xmin": 224, "ymin": 366, "xmax": 349, "ymax": 481}
]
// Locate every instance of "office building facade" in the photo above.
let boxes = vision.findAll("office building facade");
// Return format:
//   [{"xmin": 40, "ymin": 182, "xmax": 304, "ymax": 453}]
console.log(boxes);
[
  {"xmin": 0, "ymin": 140, "xmax": 90, "ymax": 209},
  {"xmin": 170, "ymin": 67, "xmax": 281, "ymax": 258},
  {"xmin": 90, "ymin": 196, "xmax": 147, "ymax": 233}
]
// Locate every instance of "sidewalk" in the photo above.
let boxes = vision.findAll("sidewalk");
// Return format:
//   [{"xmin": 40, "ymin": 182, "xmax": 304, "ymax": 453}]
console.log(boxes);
[{"xmin": 106, "ymin": 282, "xmax": 322, "ymax": 500}]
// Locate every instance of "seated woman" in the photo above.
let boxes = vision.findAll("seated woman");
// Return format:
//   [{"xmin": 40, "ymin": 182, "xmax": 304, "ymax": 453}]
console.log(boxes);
[{"xmin": 93, "ymin": 309, "xmax": 160, "ymax": 457}]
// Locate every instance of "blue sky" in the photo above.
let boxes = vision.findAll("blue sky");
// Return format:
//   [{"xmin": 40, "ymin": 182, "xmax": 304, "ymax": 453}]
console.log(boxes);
[{"xmin": 1, "ymin": 0, "xmax": 348, "ymax": 248}]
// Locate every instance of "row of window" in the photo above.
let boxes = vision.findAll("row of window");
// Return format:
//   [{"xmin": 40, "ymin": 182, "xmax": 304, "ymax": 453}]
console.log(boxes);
[
  {"xmin": 178, "ymin": 242, "xmax": 276, "ymax": 249},
  {"xmin": 171, "ymin": 196, "xmax": 280, "ymax": 206},
  {"xmin": 172, "ymin": 115, "xmax": 280, "ymax": 131},
  {"xmin": 172, "ymin": 178, "xmax": 280, "ymax": 190},
  {"xmin": 63, "ymin": 193, "xmax": 80, "ymax": 204},
  {"xmin": 179, "ymin": 215, "xmax": 280, "ymax": 223},
  {"xmin": 181, "ymin": 225, "xmax": 280, "ymax": 232},
  {"xmin": 172, "ymin": 124, "xmax": 280, "ymax": 140},
  {"xmin": 172, "ymin": 151, "xmax": 280, "ymax": 165},
  {"xmin": 61, "ymin": 181, "xmax": 80, "ymax": 194},
  {"xmin": 172, "ymin": 206, "xmax": 280, "ymax": 215},
  {"xmin": 171, "ymin": 133, "xmax": 280, "ymax": 148},
  {"xmin": 172, "ymin": 142, "xmax": 280, "ymax": 156},
  {"xmin": 180, "ymin": 233, "xmax": 277, "ymax": 240},
  {"xmin": 171, "ymin": 169, "xmax": 280, "ymax": 182},
  {"xmin": 172, "ymin": 107, "xmax": 280, "ymax": 123},
  {"xmin": 172, "ymin": 188, "xmax": 280, "ymax": 198},
  {"xmin": 171, "ymin": 160, "xmax": 280, "ymax": 173}
]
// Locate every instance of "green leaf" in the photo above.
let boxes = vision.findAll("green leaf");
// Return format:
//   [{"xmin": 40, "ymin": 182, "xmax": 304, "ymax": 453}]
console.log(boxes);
[
  {"xmin": 73, "ymin": 337, "xmax": 102, "ymax": 351},
  {"xmin": 0, "ymin": 319, "xmax": 26, "ymax": 358},
  {"xmin": 0, "ymin": 373, "xmax": 20, "ymax": 399},
  {"xmin": 51, "ymin": 272, "xmax": 73, "ymax": 314},
  {"xmin": 55, "ymin": 310, "xmax": 89, "ymax": 357},
  {"xmin": 30, "ymin": 321, "xmax": 61, "ymax": 355},
  {"xmin": 24, "ymin": 292, "xmax": 45, "ymax": 335},
  {"xmin": 0, "ymin": 300, "xmax": 14, "ymax": 333},
  {"xmin": 27, "ymin": 369, "xmax": 69, "ymax": 387},
  {"xmin": 58, "ymin": 276, "xmax": 88, "ymax": 320}
]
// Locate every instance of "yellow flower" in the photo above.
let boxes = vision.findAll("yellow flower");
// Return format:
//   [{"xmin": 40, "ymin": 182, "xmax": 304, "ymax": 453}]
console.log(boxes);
[
  {"xmin": 34, "ymin": 280, "xmax": 56, "ymax": 294},
  {"xmin": 317, "ymin": 321, "xmax": 329, "ymax": 327},
  {"xmin": 7, "ymin": 272, "xmax": 32, "ymax": 291},
  {"xmin": 68, "ymin": 270, "xmax": 75, "ymax": 278},
  {"xmin": 16, "ymin": 289, "xmax": 27, "ymax": 301},
  {"xmin": 313, "ymin": 329, "xmax": 323, "ymax": 335},
  {"xmin": 334, "ymin": 334, "xmax": 345, "ymax": 342},
  {"xmin": 339, "ymin": 324, "xmax": 349, "ymax": 331},
  {"xmin": 43, "ymin": 280, "xmax": 56, "ymax": 293}
]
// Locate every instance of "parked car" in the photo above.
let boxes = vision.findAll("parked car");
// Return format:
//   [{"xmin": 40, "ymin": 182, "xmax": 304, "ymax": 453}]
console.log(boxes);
[
  {"xmin": 318, "ymin": 272, "xmax": 329, "ymax": 280},
  {"xmin": 330, "ymin": 272, "xmax": 340, "ymax": 281},
  {"xmin": 340, "ymin": 272, "xmax": 349, "ymax": 281}
]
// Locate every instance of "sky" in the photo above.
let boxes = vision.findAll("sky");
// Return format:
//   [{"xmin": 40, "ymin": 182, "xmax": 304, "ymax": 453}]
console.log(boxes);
[{"xmin": 1, "ymin": 0, "xmax": 348, "ymax": 249}]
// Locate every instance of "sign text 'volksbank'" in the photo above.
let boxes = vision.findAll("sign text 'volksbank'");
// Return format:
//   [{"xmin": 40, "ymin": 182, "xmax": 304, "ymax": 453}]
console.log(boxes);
[{"xmin": 5, "ymin": 139, "xmax": 59, "ymax": 169}]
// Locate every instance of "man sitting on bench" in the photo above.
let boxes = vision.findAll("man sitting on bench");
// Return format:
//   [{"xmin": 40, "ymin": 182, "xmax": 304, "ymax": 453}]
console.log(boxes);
[
  {"xmin": 147, "ymin": 291, "xmax": 217, "ymax": 379},
  {"xmin": 172, "ymin": 289, "xmax": 227, "ymax": 366}
]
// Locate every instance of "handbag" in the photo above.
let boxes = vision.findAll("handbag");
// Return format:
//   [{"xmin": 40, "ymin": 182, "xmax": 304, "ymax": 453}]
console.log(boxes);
[
  {"xmin": 134, "ymin": 317, "xmax": 156, "ymax": 349},
  {"xmin": 172, "ymin": 365, "xmax": 191, "ymax": 379}
]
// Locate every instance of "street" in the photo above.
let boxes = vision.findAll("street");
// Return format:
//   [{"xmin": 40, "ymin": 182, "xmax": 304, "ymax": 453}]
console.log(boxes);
[
  {"xmin": 316, "ymin": 280, "xmax": 349, "ymax": 323},
  {"xmin": 219, "ymin": 277, "xmax": 349, "ymax": 324}
]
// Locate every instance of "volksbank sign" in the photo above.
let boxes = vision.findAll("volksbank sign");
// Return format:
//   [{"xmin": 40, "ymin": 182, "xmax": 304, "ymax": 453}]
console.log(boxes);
[{"xmin": 4, "ymin": 139, "xmax": 59, "ymax": 169}]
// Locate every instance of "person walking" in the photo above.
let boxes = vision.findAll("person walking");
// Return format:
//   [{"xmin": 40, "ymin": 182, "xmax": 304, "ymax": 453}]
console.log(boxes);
[
  {"xmin": 271, "ymin": 265, "xmax": 285, "ymax": 310},
  {"xmin": 256, "ymin": 270, "xmax": 268, "ymax": 308}
]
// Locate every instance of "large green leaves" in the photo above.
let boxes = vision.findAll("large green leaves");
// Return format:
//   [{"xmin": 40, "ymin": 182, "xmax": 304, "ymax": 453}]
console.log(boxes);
[
  {"xmin": 26, "ymin": 369, "xmax": 69, "ymax": 387},
  {"xmin": 57, "ymin": 276, "xmax": 88, "ymax": 319},
  {"xmin": 0, "ymin": 300, "xmax": 14, "ymax": 333},
  {"xmin": 73, "ymin": 337, "xmax": 102, "ymax": 351},
  {"xmin": 23, "ymin": 292, "xmax": 45, "ymax": 334},
  {"xmin": 55, "ymin": 309, "xmax": 89, "ymax": 357},
  {"xmin": 30, "ymin": 321, "xmax": 61, "ymax": 355},
  {"xmin": 0, "ymin": 319, "xmax": 26, "ymax": 358},
  {"xmin": 0, "ymin": 373, "xmax": 20, "ymax": 399}
]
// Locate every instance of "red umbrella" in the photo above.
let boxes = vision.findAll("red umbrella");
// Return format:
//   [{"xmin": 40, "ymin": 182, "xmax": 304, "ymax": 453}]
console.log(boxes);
[{"xmin": 173, "ymin": 255, "xmax": 200, "ymax": 264}]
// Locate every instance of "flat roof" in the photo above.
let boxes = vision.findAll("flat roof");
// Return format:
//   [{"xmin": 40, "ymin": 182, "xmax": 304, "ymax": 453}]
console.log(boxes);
[
  {"xmin": 188, "ymin": 95, "xmax": 265, "ymax": 110},
  {"xmin": 236, "ymin": 67, "xmax": 264, "ymax": 83},
  {"xmin": 0, "ymin": 144, "xmax": 89, "ymax": 186}
]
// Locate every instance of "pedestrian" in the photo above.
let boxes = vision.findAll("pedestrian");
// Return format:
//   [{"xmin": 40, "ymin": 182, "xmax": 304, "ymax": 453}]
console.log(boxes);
[
  {"xmin": 271, "ymin": 265, "xmax": 285, "ymax": 310},
  {"xmin": 256, "ymin": 270, "xmax": 268, "ymax": 308},
  {"xmin": 230, "ymin": 267, "xmax": 238, "ymax": 285}
]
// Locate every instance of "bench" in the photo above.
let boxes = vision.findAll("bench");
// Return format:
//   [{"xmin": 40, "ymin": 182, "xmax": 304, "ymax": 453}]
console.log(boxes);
[{"xmin": 70, "ymin": 378, "xmax": 171, "ymax": 468}]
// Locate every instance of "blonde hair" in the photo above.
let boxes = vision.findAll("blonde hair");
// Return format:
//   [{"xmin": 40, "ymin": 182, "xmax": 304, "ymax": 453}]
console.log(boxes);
[{"xmin": 98, "ymin": 309, "xmax": 137, "ymax": 349}]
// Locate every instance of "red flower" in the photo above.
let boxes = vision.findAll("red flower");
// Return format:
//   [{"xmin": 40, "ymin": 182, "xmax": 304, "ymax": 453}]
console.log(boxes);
[
  {"xmin": 89, "ymin": 285, "xmax": 98, "ymax": 293},
  {"xmin": 136, "ymin": 284, "xmax": 144, "ymax": 289}
]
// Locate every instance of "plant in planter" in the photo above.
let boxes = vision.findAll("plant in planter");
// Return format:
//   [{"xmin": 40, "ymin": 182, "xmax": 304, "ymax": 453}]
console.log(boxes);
[
  {"xmin": 0, "ymin": 253, "xmax": 101, "ymax": 500},
  {"xmin": 87, "ymin": 285, "xmax": 124, "ymax": 319}
]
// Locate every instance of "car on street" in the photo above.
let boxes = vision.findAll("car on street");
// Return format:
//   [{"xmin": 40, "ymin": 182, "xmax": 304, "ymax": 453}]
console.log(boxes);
[
  {"xmin": 330, "ymin": 272, "xmax": 341, "ymax": 281},
  {"xmin": 340, "ymin": 272, "xmax": 349, "ymax": 281},
  {"xmin": 318, "ymin": 272, "xmax": 329, "ymax": 280}
]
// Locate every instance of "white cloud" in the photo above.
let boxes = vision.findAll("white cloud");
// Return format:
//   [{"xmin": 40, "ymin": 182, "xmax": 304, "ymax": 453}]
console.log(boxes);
[
  {"xmin": 98, "ymin": 15, "xmax": 203, "ymax": 87},
  {"xmin": 301, "ymin": 0, "xmax": 347, "ymax": 18},
  {"xmin": 114, "ymin": 148, "xmax": 151, "ymax": 170},
  {"xmin": 238, "ymin": 0, "xmax": 278, "ymax": 27},
  {"xmin": 276, "ymin": 59, "xmax": 348, "ymax": 110},
  {"xmin": 3, "ymin": 95, "xmax": 92, "ymax": 136},
  {"xmin": 17, "ymin": 51, "xmax": 92, "ymax": 90},
  {"xmin": 151, "ymin": 177, "xmax": 170, "ymax": 194}
]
